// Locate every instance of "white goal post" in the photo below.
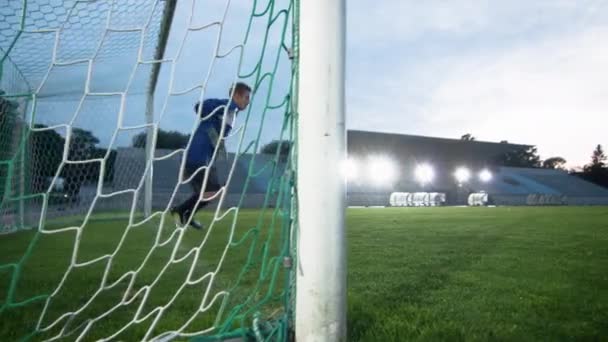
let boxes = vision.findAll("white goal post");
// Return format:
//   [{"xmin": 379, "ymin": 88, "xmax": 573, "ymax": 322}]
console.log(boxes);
[
  {"xmin": 143, "ymin": 0, "xmax": 177, "ymax": 218},
  {"xmin": 296, "ymin": 0, "xmax": 347, "ymax": 341}
]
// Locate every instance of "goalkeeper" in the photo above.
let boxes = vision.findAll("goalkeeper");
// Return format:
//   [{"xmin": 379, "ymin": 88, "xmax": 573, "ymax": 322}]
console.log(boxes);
[{"xmin": 171, "ymin": 82, "xmax": 251, "ymax": 229}]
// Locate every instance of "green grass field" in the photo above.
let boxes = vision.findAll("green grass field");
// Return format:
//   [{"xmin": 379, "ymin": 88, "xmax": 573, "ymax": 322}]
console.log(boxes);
[
  {"xmin": 0, "ymin": 209, "xmax": 292, "ymax": 341},
  {"xmin": 347, "ymin": 207, "xmax": 608, "ymax": 341},
  {"xmin": 1, "ymin": 206, "xmax": 608, "ymax": 341}
]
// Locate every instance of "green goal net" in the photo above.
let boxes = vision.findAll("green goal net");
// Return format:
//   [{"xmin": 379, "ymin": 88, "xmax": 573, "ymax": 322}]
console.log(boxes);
[{"xmin": 0, "ymin": 0, "xmax": 297, "ymax": 340}]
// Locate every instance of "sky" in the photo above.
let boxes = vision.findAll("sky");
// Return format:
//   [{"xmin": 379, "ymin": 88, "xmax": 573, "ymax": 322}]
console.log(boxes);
[
  {"xmin": 347, "ymin": 0, "xmax": 608, "ymax": 168},
  {"xmin": 10, "ymin": 0, "xmax": 608, "ymax": 168}
]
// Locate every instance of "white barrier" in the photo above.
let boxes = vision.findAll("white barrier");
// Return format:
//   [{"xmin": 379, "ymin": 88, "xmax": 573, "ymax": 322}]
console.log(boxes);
[
  {"xmin": 468, "ymin": 192, "xmax": 489, "ymax": 206},
  {"xmin": 413, "ymin": 192, "xmax": 427, "ymax": 206},
  {"xmin": 429, "ymin": 192, "xmax": 446, "ymax": 206},
  {"xmin": 389, "ymin": 193, "xmax": 399, "ymax": 206},
  {"xmin": 406, "ymin": 193, "xmax": 414, "ymax": 206},
  {"xmin": 390, "ymin": 192, "xmax": 574, "ymax": 207},
  {"xmin": 389, "ymin": 192, "xmax": 446, "ymax": 207}
]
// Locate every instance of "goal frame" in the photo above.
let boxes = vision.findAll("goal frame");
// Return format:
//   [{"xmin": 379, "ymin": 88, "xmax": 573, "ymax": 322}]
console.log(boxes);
[
  {"xmin": 295, "ymin": 0, "xmax": 347, "ymax": 341},
  {"xmin": 0, "ymin": 0, "xmax": 347, "ymax": 339},
  {"xmin": 138, "ymin": 0, "xmax": 348, "ymax": 339}
]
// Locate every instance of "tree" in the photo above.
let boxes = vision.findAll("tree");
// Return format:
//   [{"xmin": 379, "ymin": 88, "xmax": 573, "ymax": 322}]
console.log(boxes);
[
  {"xmin": 495, "ymin": 146, "xmax": 541, "ymax": 168},
  {"xmin": 29, "ymin": 124, "xmax": 66, "ymax": 193},
  {"xmin": 1, "ymin": 97, "xmax": 22, "ymax": 159},
  {"xmin": 0, "ymin": 95, "xmax": 24, "ymax": 198},
  {"xmin": 542, "ymin": 156, "xmax": 567, "ymax": 170},
  {"xmin": 584, "ymin": 144, "xmax": 606, "ymax": 172},
  {"xmin": 461, "ymin": 133, "xmax": 475, "ymax": 141},
  {"xmin": 62, "ymin": 128, "xmax": 101, "ymax": 200},
  {"xmin": 69, "ymin": 128, "xmax": 100, "ymax": 159},
  {"xmin": 132, "ymin": 129, "xmax": 190, "ymax": 149},
  {"xmin": 260, "ymin": 140, "xmax": 292, "ymax": 161},
  {"xmin": 579, "ymin": 144, "xmax": 608, "ymax": 188}
]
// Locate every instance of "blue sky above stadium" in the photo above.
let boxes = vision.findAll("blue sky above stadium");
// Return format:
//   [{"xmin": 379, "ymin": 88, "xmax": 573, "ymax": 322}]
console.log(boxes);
[
  {"xmin": 347, "ymin": 0, "xmax": 608, "ymax": 167},
  {"xmin": 28, "ymin": 0, "xmax": 608, "ymax": 168},
  {"xmin": 174, "ymin": 0, "xmax": 608, "ymax": 167}
]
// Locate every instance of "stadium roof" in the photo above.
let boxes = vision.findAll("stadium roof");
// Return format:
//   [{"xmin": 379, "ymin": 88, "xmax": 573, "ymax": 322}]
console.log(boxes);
[{"xmin": 348, "ymin": 130, "xmax": 531, "ymax": 168}]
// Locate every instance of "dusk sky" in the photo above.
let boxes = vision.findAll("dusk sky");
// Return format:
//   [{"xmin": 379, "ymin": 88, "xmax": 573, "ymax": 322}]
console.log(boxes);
[
  {"xmin": 347, "ymin": 0, "xmax": 608, "ymax": 167},
  {"xmin": 18, "ymin": 0, "xmax": 608, "ymax": 168},
  {"xmin": 168, "ymin": 0, "xmax": 608, "ymax": 167}
]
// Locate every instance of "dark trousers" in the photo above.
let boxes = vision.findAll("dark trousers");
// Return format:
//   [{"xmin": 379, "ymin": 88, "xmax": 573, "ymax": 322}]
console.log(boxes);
[{"xmin": 176, "ymin": 165, "xmax": 222, "ymax": 215}]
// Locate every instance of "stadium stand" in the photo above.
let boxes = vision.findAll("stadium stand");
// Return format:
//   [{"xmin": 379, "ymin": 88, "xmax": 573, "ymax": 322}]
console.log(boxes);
[
  {"xmin": 481, "ymin": 167, "xmax": 608, "ymax": 205},
  {"xmin": 108, "ymin": 136, "xmax": 608, "ymax": 209}
]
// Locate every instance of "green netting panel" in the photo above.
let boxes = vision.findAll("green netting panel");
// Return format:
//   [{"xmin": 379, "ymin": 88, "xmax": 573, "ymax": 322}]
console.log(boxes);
[{"xmin": 0, "ymin": 0, "xmax": 298, "ymax": 340}]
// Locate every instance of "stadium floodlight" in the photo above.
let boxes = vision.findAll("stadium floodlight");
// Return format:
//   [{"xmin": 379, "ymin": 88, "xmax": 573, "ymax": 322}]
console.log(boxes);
[
  {"xmin": 479, "ymin": 169, "xmax": 493, "ymax": 182},
  {"xmin": 415, "ymin": 163, "xmax": 435, "ymax": 185},
  {"xmin": 454, "ymin": 167, "xmax": 471, "ymax": 184},
  {"xmin": 343, "ymin": 157, "xmax": 358, "ymax": 181},
  {"xmin": 367, "ymin": 155, "xmax": 398, "ymax": 185}
]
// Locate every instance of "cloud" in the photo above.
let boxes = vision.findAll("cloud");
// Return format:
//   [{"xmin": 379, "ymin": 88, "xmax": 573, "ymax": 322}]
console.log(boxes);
[
  {"xmin": 347, "ymin": 1, "xmax": 608, "ymax": 167},
  {"xmin": 348, "ymin": 0, "xmax": 603, "ymax": 45},
  {"xmin": 423, "ymin": 26, "xmax": 608, "ymax": 166}
]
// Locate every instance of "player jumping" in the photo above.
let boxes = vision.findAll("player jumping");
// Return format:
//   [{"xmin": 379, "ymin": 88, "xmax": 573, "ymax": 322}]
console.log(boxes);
[{"xmin": 171, "ymin": 82, "xmax": 251, "ymax": 229}]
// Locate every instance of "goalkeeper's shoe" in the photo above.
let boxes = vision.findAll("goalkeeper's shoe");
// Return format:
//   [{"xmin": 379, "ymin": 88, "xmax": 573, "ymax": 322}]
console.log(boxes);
[
  {"xmin": 187, "ymin": 215, "xmax": 204, "ymax": 230},
  {"xmin": 170, "ymin": 207, "xmax": 204, "ymax": 230}
]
